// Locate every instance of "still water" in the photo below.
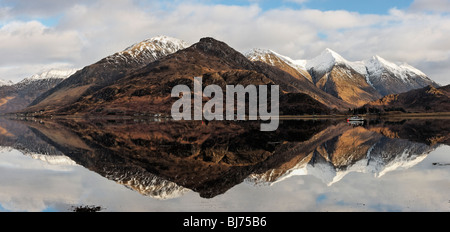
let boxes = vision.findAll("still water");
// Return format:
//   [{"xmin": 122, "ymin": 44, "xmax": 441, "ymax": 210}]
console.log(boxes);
[{"xmin": 0, "ymin": 118, "xmax": 449, "ymax": 212}]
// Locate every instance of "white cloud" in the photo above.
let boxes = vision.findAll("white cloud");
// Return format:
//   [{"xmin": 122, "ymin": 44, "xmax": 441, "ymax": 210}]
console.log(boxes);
[
  {"xmin": 0, "ymin": 20, "xmax": 82, "ymax": 64},
  {"xmin": 410, "ymin": 0, "xmax": 450, "ymax": 13},
  {"xmin": 0, "ymin": 20, "xmax": 82, "ymax": 82}
]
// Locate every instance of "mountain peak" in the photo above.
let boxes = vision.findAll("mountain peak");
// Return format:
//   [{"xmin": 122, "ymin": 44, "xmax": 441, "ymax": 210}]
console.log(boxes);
[
  {"xmin": 119, "ymin": 35, "xmax": 188, "ymax": 58},
  {"xmin": 246, "ymin": 48, "xmax": 273, "ymax": 56},
  {"xmin": 322, "ymin": 48, "xmax": 346, "ymax": 62},
  {"xmin": 372, "ymin": 55, "xmax": 383, "ymax": 60},
  {"xmin": 246, "ymin": 48, "xmax": 277, "ymax": 64},
  {"xmin": 195, "ymin": 37, "xmax": 232, "ymax": 51},
  {"xmin": 124, "ymin": 36, "xmax": 187, "ymax": 51},
  {"xmin": 369, "ymin": 55, "xmax": 393, "ymax": 67},
  {"xmin": 191, "ymin": 37, "xmax": 254, "ymax": 69},
  {"xmin": 306, "ymin": 48, "xmax": 347, "ymax": 73},
  {"xmin": 21, "ymin": 69, "xmax": 78, "ymax": 83},
  {"xmin": 199, "ymin": 37, "xmax": 220, "ymax": 43},
  {"xmin": 246, "ymin": 48, "xmax": 308, "ymax": 72},
  {"xmin": 0, "ymin": 79, "xmax": 14, "ymax": 87},
  {"xmin": 365, "ymin": 55, "xmax": 429, "ymax": 80},
  {"xmin": 324, "ymin": 48, "xmax": 340, "ymax": 56}
]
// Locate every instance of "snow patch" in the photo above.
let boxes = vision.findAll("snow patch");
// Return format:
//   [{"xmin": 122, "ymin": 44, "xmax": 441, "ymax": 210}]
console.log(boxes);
[
  {"xmin": 19, "ymin": 69, "xmax": 78, "ymax": 84},
  {"xmin": 26, "ymin": 153, "xmax": 78, "ymax": 166},
  {"xmin": 118, "ymin": 35, "xmax": 189, "ymax": 60},
  {"xmin": 0, "ymin": 79, "xmax": 14, "ymax": 87},
  {"xmin": 364, "ymin": 55, "xmax": 429, "ymax": 83},
  {"xmin": 306, "ymin": 48, "xmax": 348, "ymax": 73}
]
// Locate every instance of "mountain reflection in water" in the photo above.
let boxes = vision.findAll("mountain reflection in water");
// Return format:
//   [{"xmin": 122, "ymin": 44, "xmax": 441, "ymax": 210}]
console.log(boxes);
[{"xmin": 0, "ymin": 118, "xmax": 449, "ymax": 202}]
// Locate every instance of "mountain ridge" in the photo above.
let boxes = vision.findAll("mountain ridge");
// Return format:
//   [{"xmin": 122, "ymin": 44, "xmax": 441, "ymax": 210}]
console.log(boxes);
[
  {"xmin": 247, "ymin": 48, "xmax": 440, "ymax": 107},
  {"xmin": 0, "ymin": 69, "xmax": 76, "ymax": 114},
  {"xmin": 25, "ymin": 36, "xmax": 189, "ymax": 113},
  {"xmin": 9, "ymin": 36, "xmax": 445, "ymax": 116},
  {"xmin": 364, "ymin": 84, "xmax": 450, "ymax": 113}
]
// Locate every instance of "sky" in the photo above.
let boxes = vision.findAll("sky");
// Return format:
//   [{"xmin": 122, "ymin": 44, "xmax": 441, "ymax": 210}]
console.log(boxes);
[{"xmin": 0, "ymin": 0, "xmax": 449, "ymax": 85}]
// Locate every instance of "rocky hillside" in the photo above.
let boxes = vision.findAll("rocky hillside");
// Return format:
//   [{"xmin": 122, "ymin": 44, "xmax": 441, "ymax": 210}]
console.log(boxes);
[{"xmin": 364, "ymin": 84, "xmax": 450, "ymax": 113}]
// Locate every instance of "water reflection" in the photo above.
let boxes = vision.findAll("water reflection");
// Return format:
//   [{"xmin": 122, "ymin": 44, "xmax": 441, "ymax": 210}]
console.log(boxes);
[{"xmin": 0, "ymin": 117, "xmax": 449, "ymax": 211}]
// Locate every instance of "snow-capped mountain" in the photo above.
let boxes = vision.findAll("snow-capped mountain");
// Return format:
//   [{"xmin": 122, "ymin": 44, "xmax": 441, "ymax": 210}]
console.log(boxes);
[
  {"xmin": 0, "ymin": 79, "xmax": 14, "ymax": 87},
  {"xmin": 117, "ymin": 35, "xmax": 189, "ymax": 60},
  {"xmin": 0, "ymin": 69, "xmax": 77, "ymax": 114},
  {"xmin": 247, "ymin": 48, "xmax": 381, "ymax": 106},
  {"xmin": 26, "ymin": 36, "xmax": 189, "ymax": 114},
  {"xmin": 246, "ymin": 48, "xmax": 312, "ymax": 82},
  {"xmin": 306, "ymin": 48, "xmax": 348, "ymax": 76},
  {"xmin": 304, "ymin": 49, "xmax": 439, "ymax": 97},
  {"xmin": 20, "ymin": 69, "xmax": 77, "ymax": 83},
  {"xmin": 363, "ymin": 55, "xmax": 439, "ymax": 96},
  {"xmin": 15, "ymin": 69, "xmax": 78, "ymax": 90},
  {"xmin": 105, "ymin": 36, "xmax": 189, "ymax": 66},
  {"xmin": 248, "ymin": 47, "xmax": 439, "ymax": 106},
  {"xmin": 245, "ymin": 49, "xmax": 354, "ymax": 110},
  {"xmin": 305, "ymin": 48, "xmax": 382, "ymax": 106}
]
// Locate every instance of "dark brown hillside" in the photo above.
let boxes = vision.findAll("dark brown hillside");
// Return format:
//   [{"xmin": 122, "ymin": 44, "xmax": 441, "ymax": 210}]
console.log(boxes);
[
  {"xmin": 0, "ymin": 78, "xmax": 66, "ymax": 114},
  {"xmin": 365, "ymin": 85, "xmax": 450, "ymax": 113}
]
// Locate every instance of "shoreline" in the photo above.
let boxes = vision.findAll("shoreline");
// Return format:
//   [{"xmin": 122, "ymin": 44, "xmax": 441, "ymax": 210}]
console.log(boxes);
[
  {"xmin": 3, "ymin": 112, "xmax": 450, "ymax": 121},
  {"xmin": 280, "ymin": 112, "xmax": 450, "ymax": 120}
]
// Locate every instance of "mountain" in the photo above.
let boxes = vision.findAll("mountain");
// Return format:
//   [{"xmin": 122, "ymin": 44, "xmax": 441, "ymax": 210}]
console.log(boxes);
[
  {"xmin": 23, "ymin": 37, "xmax": 333, "ymax": 117},
  {"xmin": 0, "ymin": 79, "xmax": 14, "ymax": 87},
  {"xmin": 362, "ymin": 55, "xmax": 439, "ymax": 96},
  {"xmin": 246, "ymin": 48, "xmax": 312, "ymax": 82},
  {"xmin": 15, "ymin": 69, "xmax": 77, "ymax": 88},
  {"xmin": 24, "ymin": 36, "xmax": 189, "ymax": 114},
  {"xmin": 249, "ymin": 48, "xmax": 439, "ymax": 107},
  {"xmin": 305, "ymin": 48, "xmax": 382, "ymax": 106},
  {"xmin": 365, "ymin": 84, "xmax": 450, "ymax": 113},
  {"xmin": 19, "ymin": 37, "xmax": 444, "ymax": 116},
  {"xmin": 246, "ymin": 49, "xmax": 353, "ymax": 110},
  {"xmin": 0, "ymin": 69, "xmax": 77, "ymax": 114}
]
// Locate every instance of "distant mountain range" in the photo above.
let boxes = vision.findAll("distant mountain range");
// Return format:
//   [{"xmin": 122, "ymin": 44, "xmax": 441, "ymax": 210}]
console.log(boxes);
[
  {"xmin": 0, "ymin": 36, "xmax": 446, "ymax": 116},
  {"xmin": 0, "ymin": 79, "xmax": 14, "ymax": 87},
  {"xmin": 247, "ymin": 48, "xmax": 439, "ymax": 106},
  {"xmin": 0, "ymin": 69, "xmax": 77, "ymax": 114}
]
